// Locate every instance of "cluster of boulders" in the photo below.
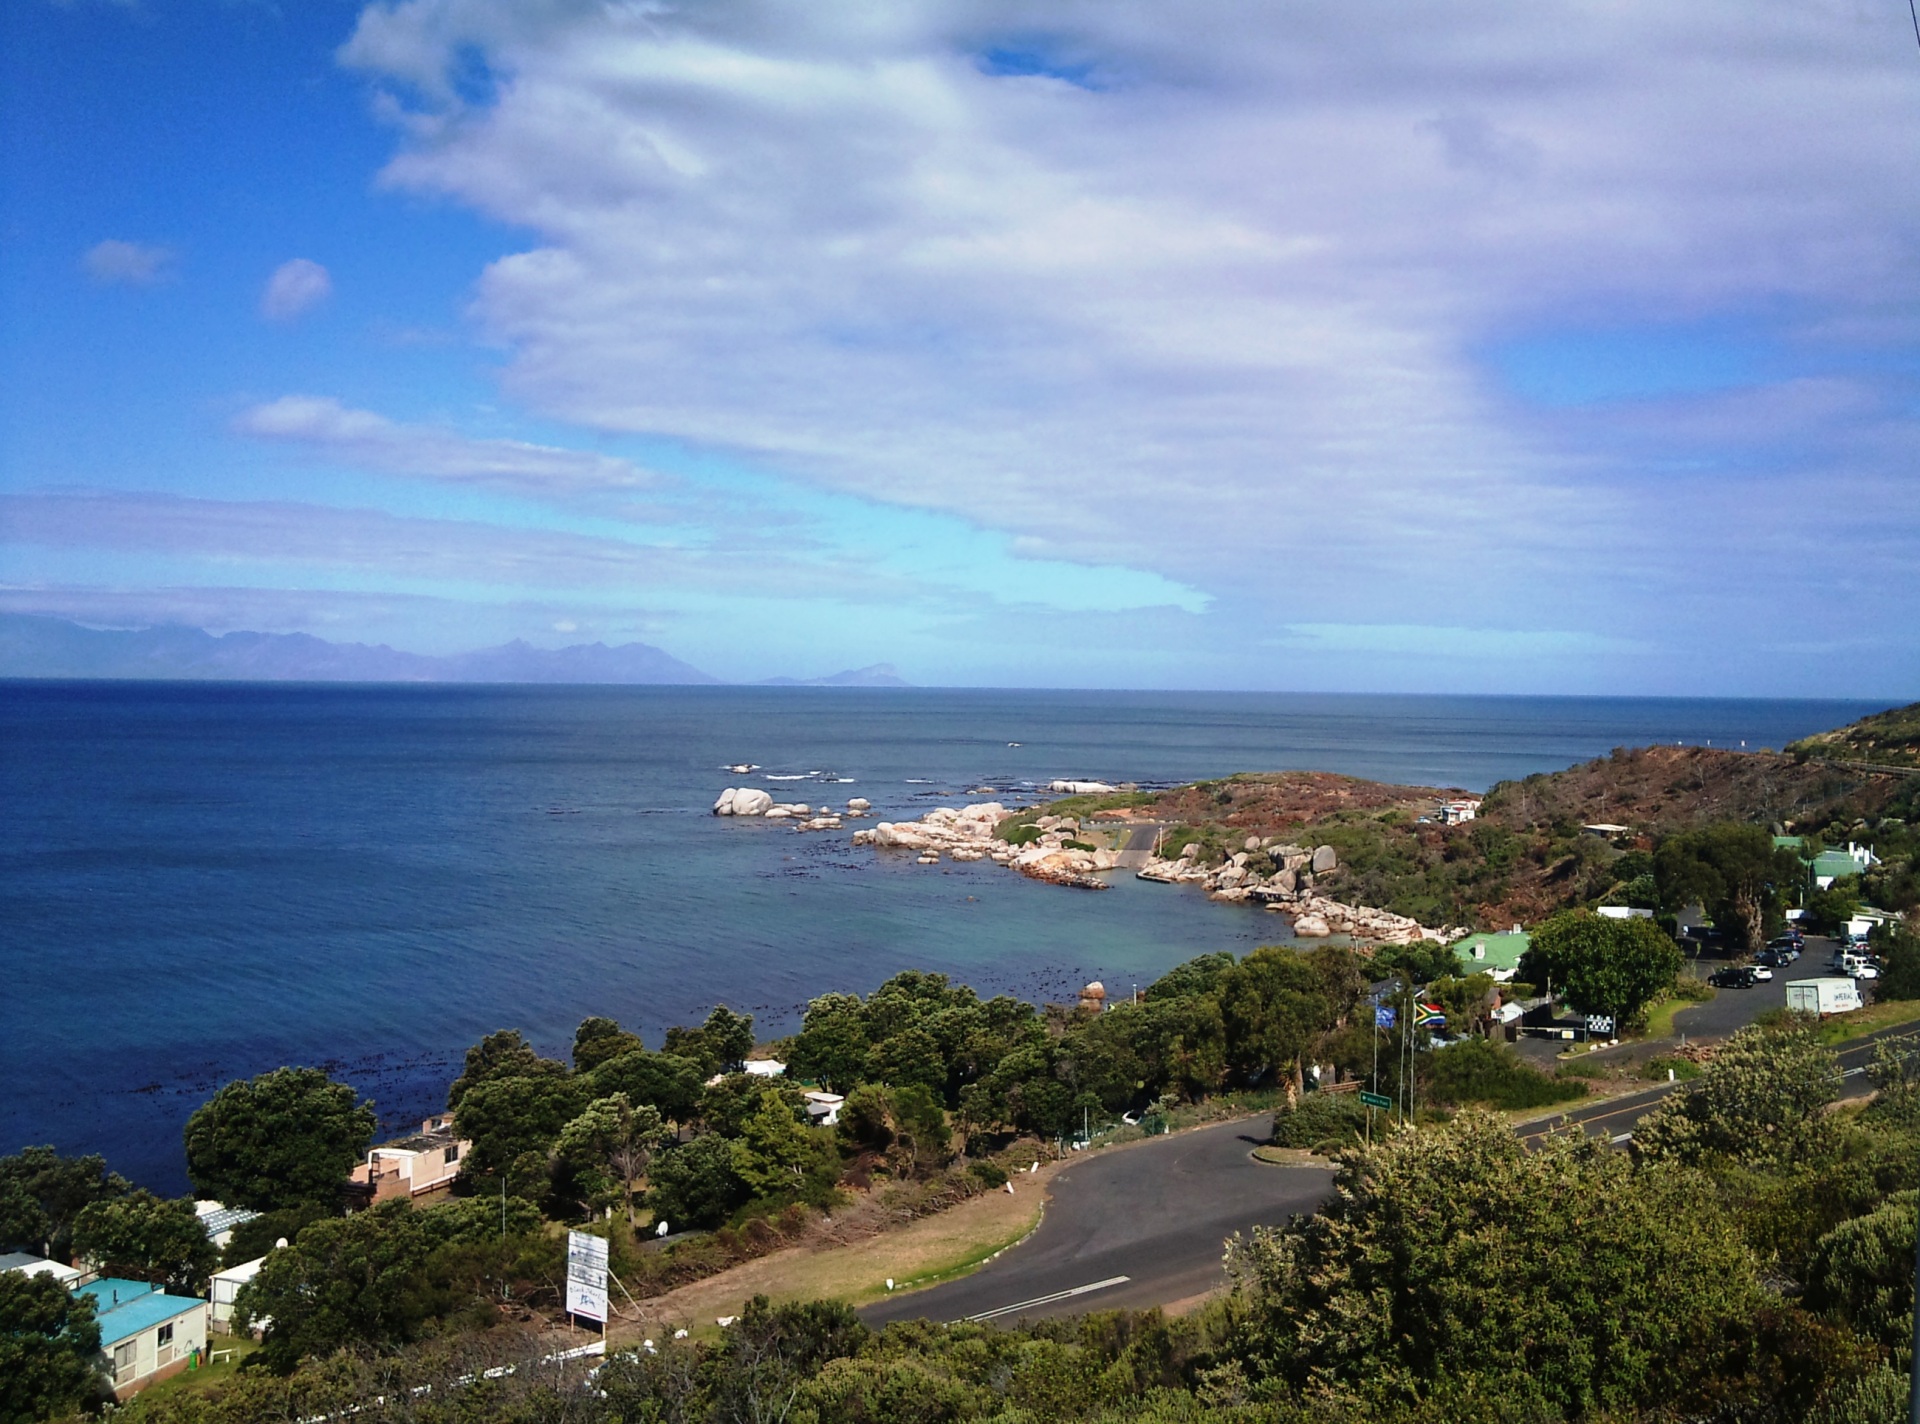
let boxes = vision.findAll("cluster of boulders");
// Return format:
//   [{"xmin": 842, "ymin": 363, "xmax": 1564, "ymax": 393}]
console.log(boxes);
[
  {"xmin": 713, "ymin": 788, "xmax": 872, "ymax": 832},
  {"xmin": 1136, "ymin": 836, "xmax": 1458, "ymax": 945},
  {"xmin": 851, "ymin": 804, "xmax": 1118, "ymax": 889},
  {"xmin": 1049, "ymin": 779, "xmax": 1117, "ymax": 795}
]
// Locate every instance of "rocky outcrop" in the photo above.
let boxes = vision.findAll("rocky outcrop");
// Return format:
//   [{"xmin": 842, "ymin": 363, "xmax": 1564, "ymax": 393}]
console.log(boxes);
[
  {"xmin": 1049, "ymin": 779, "xmax": 1117, "ymax": 795},
  {"xmin": 713, "ymin": 787, "xmax": 774, "ymax": 816},
  {"xmin": 853, "ymin": 802, "xmax": 1116, "ymax": 890},
  {"xmin": 715, "ymin": 788, "xmax": 863, "ymax": 828},
  {"xmin": 1131, "ymin": 838, "xmax": 1457, "ymax": 945}
]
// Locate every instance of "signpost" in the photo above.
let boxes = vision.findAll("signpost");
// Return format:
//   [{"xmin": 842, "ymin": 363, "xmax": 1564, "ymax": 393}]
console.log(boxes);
[
  {"xmin": 1359, "ymin": 1091, "xmax": 1393, "ymax": 1110},
  {"xmin": 565, "ymin": 1230, "xmax": 609, "ymax": 1326},
  {"xmin": 1585, "ymin": 1014, "xmax": 1616, "ymax": 1038}
]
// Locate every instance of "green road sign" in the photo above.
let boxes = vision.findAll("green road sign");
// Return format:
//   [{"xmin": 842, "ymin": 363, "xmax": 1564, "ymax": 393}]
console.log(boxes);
[{"xmin": 1359, "ymin": 1091, "xmax": 1392, "ymax": 1110}]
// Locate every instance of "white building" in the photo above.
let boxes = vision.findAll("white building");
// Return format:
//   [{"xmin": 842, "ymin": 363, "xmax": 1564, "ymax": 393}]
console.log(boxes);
[
  {"xmin": 1437, "ymin": 799, "xmax": 1481, "ymax": 825},
  {"xmin": 209, "ymin": 1255, "xmax": 268, "ymax": 1336},
  {"xmin": 0, "ymin": 1251, "xmax": 90, "ymax": 1287},
  {"xmin": 77, "ymin": 1278, "xmax": 209, "ymax": 1399}
]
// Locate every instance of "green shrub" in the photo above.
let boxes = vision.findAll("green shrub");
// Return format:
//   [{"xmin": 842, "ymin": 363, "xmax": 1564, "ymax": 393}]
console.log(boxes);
[
  {"xmin": 966, "ymin": 1160, "xmax": 1008, "ymax": 1190},
  {"xmin": 1555, "ymin": 1057, "xmax": 1611, "ymax": 1081},
  {"xmin": 1270, "ymin": 1092, "xmax": 1369, "ymax": 1149},
  {"xmin": 1643, "ymin": 1056, "xmax": 1704, "ymax": 1082},
  {"xmin": 999, "ymin": 824, "xmax": 1045, "ymax": 847},
  {"xmin": 1425, "ymin": 1039, "xmax": 1587, "ymax": 1110}
]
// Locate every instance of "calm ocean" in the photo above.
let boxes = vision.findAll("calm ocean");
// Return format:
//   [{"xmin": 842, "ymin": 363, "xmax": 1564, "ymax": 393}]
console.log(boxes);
[{"xmin": 0, "ymin": 683, "xmax": 1881, "ymax": 1191}]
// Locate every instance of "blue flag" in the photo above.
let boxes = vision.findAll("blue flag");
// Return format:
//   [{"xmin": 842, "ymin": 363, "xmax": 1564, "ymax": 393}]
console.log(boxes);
[{"xmin": 1374, "ymin": 1005, "xmax": 1397, "ymax": 1028}]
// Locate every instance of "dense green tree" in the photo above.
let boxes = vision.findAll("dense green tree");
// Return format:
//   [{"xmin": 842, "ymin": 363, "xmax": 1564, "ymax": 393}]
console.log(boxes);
[
  {"xmin": 445, "ymin": 1030, "xmax": 568, "ymax": 1112},
  {"xmin": 730, "ymin": 1092, "xmax": 832, "ymax": 1201},
  {"xmin": 0, "ymin": 1271, "xmax": 102, "ymax": 1423},
  {"xmin": 699, "ymin": 1073, "xmax": 799, "ymax": 1137},
  {"xmin": 1655, "ymin": 823, "xmax": 1800, "ymax": 952},
  {"xmin": 183, "ymin": 1066, "xmax": 376, "ymax": 1212},
  {"xmin": 1144, "ymin": 952, "xmax": 1236, "ymax": 1002},
  {"xmin": 1370, "ymin": 940, "xmax": 1463, "ymax": 986},
  {"xmin": 453, "ymin": 1073, "xmax": 592, "ymax": 1184},
  {"xmin": 865, "ymin": 1026, "xmax": 948, "ymax": 1098},
  {"xmin": 1803, "ymin": 878, "xmax": 1863, "ymax": 936},
  {"xmin": 1803, "ymin": 1190, "xmax": 1918, "ymax": 1353},
  {"xmin": 1872, "ymin": 924, "xmax": 1920, "ymax": 1002},
  {"xmin": 787, "ymin": 993, "xmax": 873, "ymax": 1093},
  {"xmin": 552, "ymin": 1093, "xmax": 665, "ymax": 1225},
  {"xmin": 837, "ymin": 1083, "xmax": 950, "ymax": 1178},
  {"xmin": 662, "ymin": 1005, "xmax": 756, "ymax": 1077},
  {"xmin": 232, "ymin": 1195, "xmax": 544, "ymax": 1373},
  {"xmin": 1232, "ymin": 1112, "xmax": 1763, "ymax": 1416},
  {"xmin": 1217, "ymin": 947, "xmax": 1329, "ymax": 1088},
  {"xmin": 0, "ymin": 1146, "xmax": 129, "ymax": 1262},
  {"xmin": 590, "ymin": 1048, "xmax": 705, "ymax": 1125},
  {"xmin": 571, "ymin": 1016, "xmax": 646, "ymax": 1072},
  {"xmin": 69, "ymin": 1190, "xmax": 218, "ymax": 1294},
  {"xmin": 646, "ymin": 1133, "xmax": 750, "ymax": 1230},
  {"xmin": 236, "ymin": 1200, "xmax": 453, "ymax": 1371},
  {"xmin": 1634, "ymin": 1024, "xmax": 1843, "ymax": 1168},
  {"xmin": 1521, "ymin": 909, "xmax": 1681, "ymax": 1027}
]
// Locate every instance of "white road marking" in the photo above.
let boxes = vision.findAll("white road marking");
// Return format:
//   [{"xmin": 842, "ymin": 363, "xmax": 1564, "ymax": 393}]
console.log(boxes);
[{"xmin": 961, "ymin": 1276, "xmax": 1132, "ymax": 1323}]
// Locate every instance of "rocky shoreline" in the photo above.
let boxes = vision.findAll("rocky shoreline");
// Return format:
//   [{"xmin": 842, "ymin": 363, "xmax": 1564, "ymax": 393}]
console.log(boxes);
[
  {"xmin": 1132, "ymin": 838, "xmax": 1461, "ymax": 944},
  {"xmin": 838, "ymin": 796, "xmax": 1461, "ymax": 941}
]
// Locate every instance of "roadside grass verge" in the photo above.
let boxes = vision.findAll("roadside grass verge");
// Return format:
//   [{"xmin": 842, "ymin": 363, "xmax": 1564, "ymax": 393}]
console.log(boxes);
[
  {"xmin": 1641, "ymin": 982, "xmax": 1715, "ymax": 1041},
  {"xmin": 1815, "ymin": 998, "xmax": 1920, "ymax": 1046},
  {"xmin": 611, "ymin": 1174, "xmax": 1050, "ymax": 1333}
]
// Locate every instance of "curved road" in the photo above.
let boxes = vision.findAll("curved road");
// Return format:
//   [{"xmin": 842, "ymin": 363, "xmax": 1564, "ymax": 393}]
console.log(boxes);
[
  {"xmin": 865, "ymin": 1017, "xmax": 1920, "ymax": 1328},
  {"xmin": 860, "ymin": 1117, "xmax": 1332, "ymax": 1327}
]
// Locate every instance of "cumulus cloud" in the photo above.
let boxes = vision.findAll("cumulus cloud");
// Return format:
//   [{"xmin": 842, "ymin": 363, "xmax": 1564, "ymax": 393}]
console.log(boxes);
[
  {"xmin": 260, "ymin": 258, "xmax": 333, "ymax": 320},
  {"xmin": 82, "ymin": 239, "xmax": 175, "ymax": 286},
  {"xmin": 234, "ymin": 395, "xmax": 657, "ymax": 496},
  {"xmin": 330, "ymin": 0, "xmax": 1920, "ymax": 662}
]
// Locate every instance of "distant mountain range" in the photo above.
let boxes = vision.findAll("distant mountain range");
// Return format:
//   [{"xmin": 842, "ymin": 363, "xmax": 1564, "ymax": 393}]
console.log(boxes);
[
  {"xmin": 0, "ymin": 613, "xmax": 914, "ymax": 687},
  {"xmin": 758, "ymin": 663, "xmax": 911, "ymax": 688},
  {"xmin": 0, "ymin": 612, "xmax": 717, "ymax": 684}
]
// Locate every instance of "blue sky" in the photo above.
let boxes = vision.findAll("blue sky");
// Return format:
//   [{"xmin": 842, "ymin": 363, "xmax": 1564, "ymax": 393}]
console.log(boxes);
[{"xmin": 2, "ymin": 0, "xmax": 1917, "ymax": 693}]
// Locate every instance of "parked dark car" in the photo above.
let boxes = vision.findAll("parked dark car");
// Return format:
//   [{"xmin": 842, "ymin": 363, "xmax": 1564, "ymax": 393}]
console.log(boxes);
[{"xmin": 1709, "ymin": 966, "xmax": 1758, "ymax": 989}]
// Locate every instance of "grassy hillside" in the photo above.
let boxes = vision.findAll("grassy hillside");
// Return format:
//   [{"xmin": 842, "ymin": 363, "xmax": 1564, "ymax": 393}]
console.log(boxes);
[
  {"xmin": 1072, "ymin": 740, "xmax": 1915, "ymax": 931},
  {"xmin": 1789, "ymin": 699, "xmax": 1920, "ymax": 768}
]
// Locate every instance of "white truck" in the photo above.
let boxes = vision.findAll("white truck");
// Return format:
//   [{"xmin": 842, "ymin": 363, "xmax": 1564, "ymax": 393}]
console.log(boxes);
[{"xmin": 1785, "ymin": 978, "xmax": 1863, "ymax": 1016}]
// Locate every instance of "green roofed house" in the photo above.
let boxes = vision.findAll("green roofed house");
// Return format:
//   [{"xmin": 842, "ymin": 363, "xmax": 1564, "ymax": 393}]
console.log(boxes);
[
  {"xmin": 1452, "ymin": 931, "xmax": 1529, "ymax": 982},
  {"xmin": 76, "ymin": 1278, "xmax": 208, "ymax": 1399},
  {"xmin": 1810, "ymin": 843, "xmax": 1878, "ymax": 890}
]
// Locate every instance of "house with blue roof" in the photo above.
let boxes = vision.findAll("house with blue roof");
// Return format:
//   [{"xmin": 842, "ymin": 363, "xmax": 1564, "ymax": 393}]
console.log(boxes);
[{"xmin": 76, "ymin": 1277, "xmax": 208, "ymax": 1398}]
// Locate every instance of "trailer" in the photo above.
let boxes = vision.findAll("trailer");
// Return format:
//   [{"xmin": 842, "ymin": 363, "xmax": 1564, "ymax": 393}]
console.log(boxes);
[{"xmin": 1784, "ymin": 978, "xmax": 1862, "ymax": 1016}]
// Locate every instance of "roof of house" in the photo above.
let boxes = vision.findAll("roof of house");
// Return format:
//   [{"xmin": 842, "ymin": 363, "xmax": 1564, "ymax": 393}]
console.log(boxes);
[
  {"xmin": 76, "ymin": 1279, "xmax": 204, "ymax": 1346},
  {"xmin": 211, "ymin": 1256, "xmax": 267, "ymax": 1287},
  {"xmin": 0, "ymin": 1251, "xmax": 81, "ymax": 1282},
  {"xmin": 1811, "ymin": 849, "xmax": 1869, "ymax": 881},
  {"xmin": 1452, "ymin": 931, "xmax": 1530, "ymax": 972},
  {"xmin": 195, "ymin": 1204, "xmax": 261, "ymax": 1239}
]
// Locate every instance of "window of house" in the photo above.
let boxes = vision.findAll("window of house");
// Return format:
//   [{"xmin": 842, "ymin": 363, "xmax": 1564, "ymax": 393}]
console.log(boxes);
[
  {"xmin": 445, "ymin": 1143, "xmax": 460, "ymax": 1162},
  {"xmin": 157, "ymin": 1323, "xmax": 173, "ymax": 1346},
  {"xmin": 113, "ymin": 1341, "xmax": 137, "ymax": 1384}
]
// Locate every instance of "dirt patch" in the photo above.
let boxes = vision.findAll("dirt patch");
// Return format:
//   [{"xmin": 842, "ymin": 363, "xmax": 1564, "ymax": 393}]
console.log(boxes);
[{"xmin": 610, "ymin": 1161, "xmax": 1064, "ymax": 1340}]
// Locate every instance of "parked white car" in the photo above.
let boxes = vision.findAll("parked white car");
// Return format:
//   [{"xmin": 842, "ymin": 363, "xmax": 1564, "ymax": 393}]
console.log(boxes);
[{"xmin": 1748, "ymin": 964, "xmax": 1774, "ymax": 982}]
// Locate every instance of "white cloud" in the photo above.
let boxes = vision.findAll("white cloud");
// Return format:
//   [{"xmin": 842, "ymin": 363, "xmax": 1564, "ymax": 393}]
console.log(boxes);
[
  {"xmin": 322, "ymin": 0, "xmax": 1920, "ymax": 683},
  {"xmin": 234, "ymin": 395, "xmax": 658, "ymax": 496},
  {"xmin": 82, "ymin": 239, "xmax": 174, "ymax": 286},
  {"xmin": 259, "ymin": 258, "xmax": 333, "ymax": 321}
]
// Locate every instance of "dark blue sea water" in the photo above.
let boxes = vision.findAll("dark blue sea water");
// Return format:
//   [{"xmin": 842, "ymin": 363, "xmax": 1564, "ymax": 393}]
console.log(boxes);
[{"xmin": 0, "ymin": 683, "xmax": 1884, "ymax": 1191}]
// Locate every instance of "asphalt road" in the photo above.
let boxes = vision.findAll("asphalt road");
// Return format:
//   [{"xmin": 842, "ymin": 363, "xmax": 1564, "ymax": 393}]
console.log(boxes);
[
  {"xmin": 863, "ymin": 996, "xmax": 1920, "ymax": 1329},
  {"xmin": 859, "ymin": 1117, "xmax": 1333, "ymax": 1327}
]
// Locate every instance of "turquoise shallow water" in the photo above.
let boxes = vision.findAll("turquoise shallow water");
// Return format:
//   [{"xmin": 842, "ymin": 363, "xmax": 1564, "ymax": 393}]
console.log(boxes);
[{"xmin": 0, "ymin": 682, "xmax": 1882, "ymax": 1190}]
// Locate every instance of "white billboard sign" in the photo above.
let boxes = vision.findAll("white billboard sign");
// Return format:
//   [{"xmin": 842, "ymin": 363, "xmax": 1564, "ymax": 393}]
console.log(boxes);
[{"xmin": 565, "ymin": 1230, "xmax": 609, "ymax": 1324}]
